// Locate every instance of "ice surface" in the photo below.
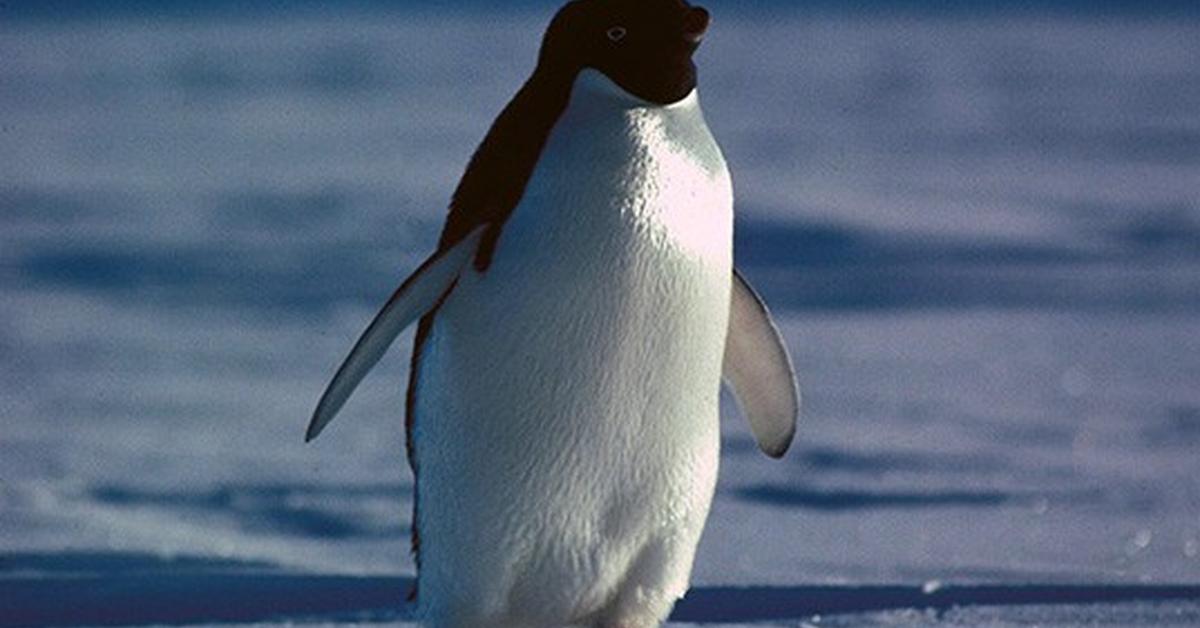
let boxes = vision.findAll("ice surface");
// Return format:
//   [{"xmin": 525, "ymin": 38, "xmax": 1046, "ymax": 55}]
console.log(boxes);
[{"xmin": 1, "ymin": 4, "xmax": 1198, "ymax": 626}]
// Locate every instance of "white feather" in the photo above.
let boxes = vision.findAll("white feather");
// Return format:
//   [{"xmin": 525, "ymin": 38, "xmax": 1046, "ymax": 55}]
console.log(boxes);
[{"xmin": 413, "ymin": 69, "xmax": 733, "ymax": 626}]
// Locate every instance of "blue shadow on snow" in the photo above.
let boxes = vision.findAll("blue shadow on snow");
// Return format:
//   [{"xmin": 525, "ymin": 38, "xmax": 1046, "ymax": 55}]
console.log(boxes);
[
  {"xmin": 87, "ymin": 483, "xmax": 409, "ymax": 540},
  {"xmin": 4, "ymin": 551, "xmax": 1200, "ymax": 626}
]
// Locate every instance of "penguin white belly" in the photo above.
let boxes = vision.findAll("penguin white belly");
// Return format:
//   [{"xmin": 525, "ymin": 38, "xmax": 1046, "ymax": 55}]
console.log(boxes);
[{"xmin": 412, "ymin": 70, "xmax": 733, "ymax": 627}]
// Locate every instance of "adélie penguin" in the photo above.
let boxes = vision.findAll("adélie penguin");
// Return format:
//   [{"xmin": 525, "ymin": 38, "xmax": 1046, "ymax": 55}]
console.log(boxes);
[{"xmin": 305, "ymin": 0, "xmax": 799, "ymax": 626}]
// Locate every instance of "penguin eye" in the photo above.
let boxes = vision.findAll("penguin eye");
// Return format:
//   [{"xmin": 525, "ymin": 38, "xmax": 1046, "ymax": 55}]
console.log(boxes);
[{"xmin": 606, "ymin": 26, "xmax": 627, "ymax": 42}]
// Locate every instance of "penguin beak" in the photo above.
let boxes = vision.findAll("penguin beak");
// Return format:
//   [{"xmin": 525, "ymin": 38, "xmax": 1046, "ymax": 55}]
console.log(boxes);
[{"xmin": 682, "ymin": 6, "xmax": 710, "ymax": 45}]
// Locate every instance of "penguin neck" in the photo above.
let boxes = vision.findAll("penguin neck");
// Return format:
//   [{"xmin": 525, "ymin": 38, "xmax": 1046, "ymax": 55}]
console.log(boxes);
[
  {"xmin": 567, "ymin": 68, "xmax": 700, "ymax": 112},
  {"xmin": 439, "ymin": 64, "xmax": 574, "ymax": 255},
  {"xmin": 439, "ymin": 65, "xmax": 701, "ymax": 268},
  {"xmin": 518, "ymin": 65, "xmax": 577, "ymax": 121}
]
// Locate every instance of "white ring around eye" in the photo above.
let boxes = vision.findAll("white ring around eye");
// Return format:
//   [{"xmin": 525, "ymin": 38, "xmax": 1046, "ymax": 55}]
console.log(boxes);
[{"xmin": 606, "ymin": 26, "xmax": 627, "ymax": 42}]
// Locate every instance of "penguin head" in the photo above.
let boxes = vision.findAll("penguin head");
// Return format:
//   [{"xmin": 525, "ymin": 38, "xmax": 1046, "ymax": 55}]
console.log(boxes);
[{"xmin": 539, "ymin": 0, "xmax": 711, "ymax": 105}]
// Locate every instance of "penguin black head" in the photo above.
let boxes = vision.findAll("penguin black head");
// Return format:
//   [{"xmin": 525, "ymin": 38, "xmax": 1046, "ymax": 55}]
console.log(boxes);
[{"xmin": 539, "ymin": 0, "xmax": 711, "ymax": 105}]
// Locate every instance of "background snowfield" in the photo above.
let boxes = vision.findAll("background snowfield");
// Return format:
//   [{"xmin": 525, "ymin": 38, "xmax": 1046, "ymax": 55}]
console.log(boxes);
[{"xmin": 2, "ymin": 2, "xmax": 1199, "ymax": 626}]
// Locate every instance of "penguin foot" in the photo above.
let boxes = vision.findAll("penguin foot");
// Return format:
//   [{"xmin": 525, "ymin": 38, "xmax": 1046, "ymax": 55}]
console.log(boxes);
[
  {"xmin": 583, "ymin": 530, "xmax": 699, "ymax": 628},
  {"xmin": 588, "ymin": 590, "xmax": 674, "ymax": 628},
  {"xmin": 592, "ymin": 619, "xmax": 665, "ymax": 628}
]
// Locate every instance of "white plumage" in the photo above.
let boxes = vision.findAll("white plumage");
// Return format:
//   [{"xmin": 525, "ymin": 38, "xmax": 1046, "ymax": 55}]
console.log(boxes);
[{"xmin": 411, "ymin": 69, "xmax": 733, "ymax": 627}]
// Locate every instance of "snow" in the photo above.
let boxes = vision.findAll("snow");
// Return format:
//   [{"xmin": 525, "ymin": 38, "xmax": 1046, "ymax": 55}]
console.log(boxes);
[{"xmin": 2, "ymin": 4, "xmax": 1199, "ymax": 626}]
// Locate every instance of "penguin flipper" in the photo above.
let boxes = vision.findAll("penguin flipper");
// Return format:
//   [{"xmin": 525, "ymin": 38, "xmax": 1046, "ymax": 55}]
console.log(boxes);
[
  {"xmin": 305, "ymin": 226, "xmax": 487, "ymax": 442},
  {"xmin": 723, "ymin": 269, "xmax": 799, "ymax": 458}
]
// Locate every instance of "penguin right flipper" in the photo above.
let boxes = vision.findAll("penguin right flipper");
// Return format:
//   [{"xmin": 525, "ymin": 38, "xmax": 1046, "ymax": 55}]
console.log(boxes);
[
  {"xmin": 305, "ymin": 225, "xmax": 488, "ymax": 442},
  {"xmin": 723, "ymin": 269, "xmax": 799, "ymax": 459}
]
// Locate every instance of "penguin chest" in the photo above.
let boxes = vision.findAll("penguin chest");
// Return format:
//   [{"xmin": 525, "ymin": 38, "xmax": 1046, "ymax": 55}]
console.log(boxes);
[
  {"xmin": 422, "ymin": 83, "xmax": 733, "ymax": 470},
  {"xmin": 411, "ymin": 81, "xmax": 732, "ymax": 611}
]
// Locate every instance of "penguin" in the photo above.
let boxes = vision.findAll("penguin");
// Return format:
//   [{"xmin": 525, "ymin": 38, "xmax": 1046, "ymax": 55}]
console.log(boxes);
[{"xmin": 305, "ymin": 1, "xmax": 799, "ymax": 626}]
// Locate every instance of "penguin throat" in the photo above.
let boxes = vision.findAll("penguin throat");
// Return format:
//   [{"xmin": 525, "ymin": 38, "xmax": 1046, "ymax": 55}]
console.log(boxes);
[{"xmin": 570, "ymin": 69, "xmax": 698, "ymax": 110}]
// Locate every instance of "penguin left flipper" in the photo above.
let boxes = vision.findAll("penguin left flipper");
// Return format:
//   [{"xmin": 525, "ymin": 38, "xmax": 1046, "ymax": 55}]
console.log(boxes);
[
  {"xmin": 305, "ymin": 225, "xmax": 488, "ymax": 442},
  {"xmin": 723, "ymin": 269, "xmax": 800, "ymax": 458}
]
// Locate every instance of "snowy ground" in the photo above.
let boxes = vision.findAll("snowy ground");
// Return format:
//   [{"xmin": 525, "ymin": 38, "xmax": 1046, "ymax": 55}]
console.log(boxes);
[{"xmin": 2, "ymin": 3, "xmax": 1199, "ymax": 626}]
